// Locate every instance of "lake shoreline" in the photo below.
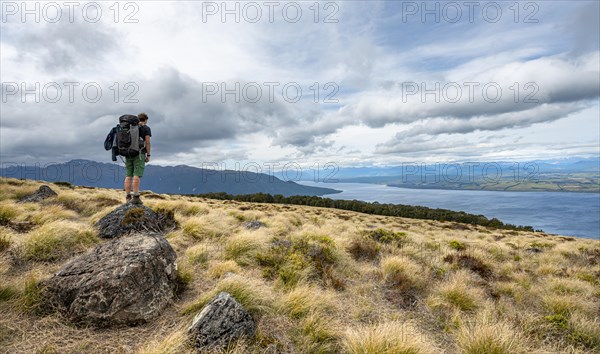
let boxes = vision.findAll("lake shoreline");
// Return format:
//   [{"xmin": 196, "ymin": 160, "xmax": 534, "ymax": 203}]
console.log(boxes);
[{"xmin": 300, "ymin": 181, "xmax": 600, "ymax": 240}]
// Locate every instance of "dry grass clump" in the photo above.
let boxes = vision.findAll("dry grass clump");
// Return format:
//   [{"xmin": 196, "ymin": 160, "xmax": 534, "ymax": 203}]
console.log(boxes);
[
  {"xmin": 14, "ymin": 220, "xmax": 99, "ymax": 262},
  {"xmin": 541, "ymin": 293, "xmax": 597, "ymax": 318},
  {"xmin": 148, "ymin": 200, "xmax": 209, "ymax": 218},
  {"xmin": 182, "ymin": 275, "xmax": 274, "ymax": 317},
  {"xmin": 294, "ymin": 311, "xmax": 340, "ymax": 353},
  {"xmin": 428, "ymin": 271, "xmax": 485, "ymax": 313},
  {"xmin": 182, "ymin": 212, "xmax": 235, "ymax": 240},
  {"xmin": 0, "ymin": 180, "xmax": 39, "ymax": 201},
  {"xmin": 443, "ymin": 252, "xmax": 494, "ymax": 280},
  {"xmin": 185, "ymin": 243, "xmax": 209, "ymax": 266},
  {"xmin": 207, "ymin": 260, "xmax": 243, "ymax": 279},
  {"xmin": 381, "ymin": 255, "xmax": 426, "ymax": 292},
  {"xmin": 224, "ymin": 232, "xmax": 265, "ymax": 266},
  {"xmin": 135, "ymin": 329, "xmax": 191, "ymax": 354},
  {"xmin": 278, "ymin": 284, "xmax": 337, "ymax": 319},
  {"xmin": 455, "ymin": 312, "xmax": 529, "ymax": 353},
  {"xmin": 0, "ymin": 227, "xmax": 14, "ymax": 252},
  {"xmin": 0, "ymin": 202, "xmax": 21, "ymax": 224},
  {"xmin": 347, "ymin": 237, "xmax": 380, "ymax": 261},
  {"xmin": 343, "ymin": 321, "xmax": 439, "ymax": 354}
]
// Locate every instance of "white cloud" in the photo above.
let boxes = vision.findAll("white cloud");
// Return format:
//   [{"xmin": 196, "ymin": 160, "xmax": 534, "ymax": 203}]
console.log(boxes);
[{"xmin": 1, "ymin": 0, "xmax": 598, "ymax": 166}]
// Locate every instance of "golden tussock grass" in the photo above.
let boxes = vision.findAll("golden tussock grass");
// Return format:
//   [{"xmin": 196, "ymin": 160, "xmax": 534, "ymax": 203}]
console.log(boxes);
[
  {"xmin": 278, "ymin": 284, "xmax": 338, "ymax": 319},
  {"xmin": 14, "ymin": 220, "xmax": 99, "ymax": 262},
  {"xmin": 343, "ymin": 321, "xmax": 439, "ymax": 354},
  {"xmin": 455, "ymin": 309, "xmax": 529, "ymax": 354},
  {"xmin": 1, "ymin": 178, "xmax": 599, "ymax": 353}
]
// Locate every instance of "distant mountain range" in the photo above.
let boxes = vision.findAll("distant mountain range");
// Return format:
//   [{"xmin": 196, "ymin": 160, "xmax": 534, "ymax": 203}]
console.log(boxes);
[
  {"xmin": 298, "ymin": 157, "xmax": 600, "ymax": 181},
  {"xmin": 298, "ymin": 157, "xmax": 600, "ymax": 193},
  {"xmin": 0, "ymin": 160, "xmax": 341, "ymax": 197}
]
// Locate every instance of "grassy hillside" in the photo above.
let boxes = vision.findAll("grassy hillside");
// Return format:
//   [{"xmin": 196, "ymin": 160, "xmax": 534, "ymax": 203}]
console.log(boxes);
[{"xmin": 0, "ymin": 178, "xmax": 599, "ymax": 353}]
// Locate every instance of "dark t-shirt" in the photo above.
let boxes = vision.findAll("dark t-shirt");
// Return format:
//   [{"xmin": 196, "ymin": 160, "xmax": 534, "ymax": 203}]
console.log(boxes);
[{"xmin": 139, "ymin": 125, "xmax": 151, "ymax": 153}]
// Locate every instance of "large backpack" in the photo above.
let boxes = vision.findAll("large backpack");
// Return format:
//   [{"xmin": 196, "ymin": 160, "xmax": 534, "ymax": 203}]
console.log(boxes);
[{"xmin": 115, "ymin": 114, "xmax": 145, "ymax": 158}]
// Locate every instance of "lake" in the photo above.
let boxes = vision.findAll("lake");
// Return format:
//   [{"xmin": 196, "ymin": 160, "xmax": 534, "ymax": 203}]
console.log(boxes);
[{"xmin": 298, "ymin": 181, "xmax": 600, "ymax": 240}]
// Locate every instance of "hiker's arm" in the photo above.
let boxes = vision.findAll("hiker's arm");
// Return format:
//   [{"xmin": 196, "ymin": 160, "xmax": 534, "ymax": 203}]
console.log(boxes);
[{"xmin": 145, "ymin": 136, "xmax": 151, "ymax": 156}]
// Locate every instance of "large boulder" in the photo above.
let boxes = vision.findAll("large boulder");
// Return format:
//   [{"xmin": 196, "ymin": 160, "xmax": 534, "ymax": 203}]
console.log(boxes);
[
  {"xmin": 42, "ymin": 233, "xmax": 177, "ymax": 327},
  {"xmin": 188, "ymin": 292, "xmax": 256, "ymax": 350},
  {"xmin": 17, "ymin": 185, "xmax": 57, "ymax": 203},
  {"xmin": 94, "ymin": 203, "xmax": 176, "ymax": 239}
]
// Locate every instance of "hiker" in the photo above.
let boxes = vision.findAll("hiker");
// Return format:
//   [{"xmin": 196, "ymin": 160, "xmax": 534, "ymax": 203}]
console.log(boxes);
[{"xmin": 122, "ymin": 113, "xmax": 152, "ymax": 204}]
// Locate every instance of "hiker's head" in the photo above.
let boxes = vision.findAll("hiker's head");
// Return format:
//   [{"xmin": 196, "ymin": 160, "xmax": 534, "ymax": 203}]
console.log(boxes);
[{"xmin": 138, "ymin": 113, "xmax": 148, "ymax": 125}]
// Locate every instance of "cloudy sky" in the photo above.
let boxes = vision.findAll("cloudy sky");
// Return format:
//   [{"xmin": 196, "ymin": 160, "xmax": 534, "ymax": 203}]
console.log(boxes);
[{"xmin": 1, "ymin": 1, "xmax": 599, "ymax": 169}]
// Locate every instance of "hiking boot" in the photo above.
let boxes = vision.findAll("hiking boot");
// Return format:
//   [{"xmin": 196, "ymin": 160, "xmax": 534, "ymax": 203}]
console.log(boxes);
[
  {"xmin": 125, "ymin": 194, "xmax": 132, "ymax": 203},
  {"xmin": 131, "ymin": 195, "xmax": 143, "ymax": 205}
]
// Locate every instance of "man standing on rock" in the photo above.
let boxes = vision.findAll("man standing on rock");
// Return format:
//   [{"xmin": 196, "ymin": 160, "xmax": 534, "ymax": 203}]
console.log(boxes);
[{"xmin": 124, "ymin": 113, "xmax": 152, "ymax": 205}]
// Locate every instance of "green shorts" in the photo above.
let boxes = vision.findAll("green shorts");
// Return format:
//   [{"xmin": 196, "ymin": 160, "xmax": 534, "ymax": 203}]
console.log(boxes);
[{"xmin": 125, "ymin": 154, "xmax": 146, "ymax": 177}]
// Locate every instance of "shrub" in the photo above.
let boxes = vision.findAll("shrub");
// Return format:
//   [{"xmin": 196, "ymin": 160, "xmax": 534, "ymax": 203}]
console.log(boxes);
[
  {"xmin": 256, "ymin": 234, "xmax": 340, "ymax": 289},
  {"xmin": 18, "ymin": 221, "xmax": 98, "ymax": 262},
  {"xmin": 545, "ymin": 314, "xmax": 568, "ymax": 329},
  {"xmin": 448, "ymin": 240, "xmax": 466, "ymax": 251},
  {"xmin": 443, "ymin": 253, "xmax": 493, "ymax": 279},
  {"xmin": 369, "ymin": 228, "xmax": 409, "ymax": 246},
  {"xmin": 52, "ymin": 181, "xmax": 73, "ymax": 188},
  {"xmin": 347, "ymin": 238, "xmax": 379, "ymax": 261},
  {"xmin": 530, "ymin": 241, "xmax": 555, "ymax": 249}
]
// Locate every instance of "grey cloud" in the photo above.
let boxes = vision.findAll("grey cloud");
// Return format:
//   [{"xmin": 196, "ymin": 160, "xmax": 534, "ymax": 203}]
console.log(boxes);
[
  {"xmin": 4, "ymin": 14, "xmax": 118, "ymax": 73},
  {"xmin": 399, "ymin": 103, "xmax": 586, "ymax": 137},
  {"xmin": 567, "ymin": 1, "xmax": 600, "ymax": 54},
  {"xmin": 0, "ymin": 66, "xmax": 331, "ymax": 163}
]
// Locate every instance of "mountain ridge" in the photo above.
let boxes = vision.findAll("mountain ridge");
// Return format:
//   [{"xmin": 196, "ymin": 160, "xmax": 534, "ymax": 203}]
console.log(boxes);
[{"xmin": 0, "ymin": 159, "xmax": 341, "ymax": 197}]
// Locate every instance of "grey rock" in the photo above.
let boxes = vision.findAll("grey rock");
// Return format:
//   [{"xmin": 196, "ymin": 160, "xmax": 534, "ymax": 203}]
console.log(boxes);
[
  {"xmin": 526, "ymin": 247, "xmax": 543, "ymax": 254},
  {"xmin": 17, "ymin": 185, "xmax": 57, "ymax": 203},
  {"xmin": 94, "ymin": 203, "xmax": 176, "ymax": 239},
  {"xmin": 42, "ymin": 233, "xmax": 177, "ymax": 327},
  {"xmin": 188, "ymin": 292, "xmax": 255, "ymax": 350},
  {"xmin": 242, "ymin": 220, "xmax": 266, "ymax": 230}
]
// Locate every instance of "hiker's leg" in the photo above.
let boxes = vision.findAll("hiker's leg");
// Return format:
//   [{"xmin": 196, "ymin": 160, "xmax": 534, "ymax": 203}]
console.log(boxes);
[
  {"xmin": 124, "ymin": 177, "xmax": 132, "ymax": 194},
  {"xmin": 132, "ymin": 154, "xmax": 146, "ymax": 195},
  {"xmin": 132, "ymin": 176, "xmax": 141, "ymax": 194}
]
